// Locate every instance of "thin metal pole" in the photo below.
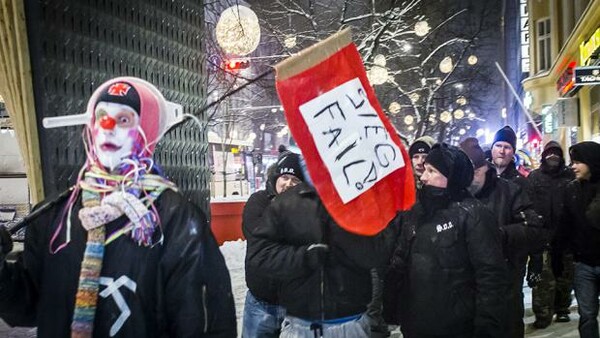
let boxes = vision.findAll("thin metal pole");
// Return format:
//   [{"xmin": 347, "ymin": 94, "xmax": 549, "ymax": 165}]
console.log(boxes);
[{"xmin": 494, "ymin": 62, "xmax": 543, "ymax": 138}]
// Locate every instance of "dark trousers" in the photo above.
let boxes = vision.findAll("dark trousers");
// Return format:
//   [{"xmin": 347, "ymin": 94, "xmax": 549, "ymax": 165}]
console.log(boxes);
[
  {"xmin": 574, "ymin": 262, "xmax": 600, "ymax": 338},
  {"xmin": 532, "ymin": 252, "xmax": 574, "ymax": 325},
  {"xmin": 506, "ymin": 261, "xmax": 526, "ymax": 338}
]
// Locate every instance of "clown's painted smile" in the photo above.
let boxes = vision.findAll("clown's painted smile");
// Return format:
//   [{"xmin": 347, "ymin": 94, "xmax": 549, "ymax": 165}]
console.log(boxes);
[
  {"xmin": 92, "ymin": 102, "xmax": 140, "ymax": 170},
  {"xmin": 99, "ymin": 143, "xmax": 122, "ymax": 152}
]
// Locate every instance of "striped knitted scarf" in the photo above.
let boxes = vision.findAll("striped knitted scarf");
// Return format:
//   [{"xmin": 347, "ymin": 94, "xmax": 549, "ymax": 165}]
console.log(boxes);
[{"xmin": 70, "ymin": 166, "xmax": 176, "ymax": 337}]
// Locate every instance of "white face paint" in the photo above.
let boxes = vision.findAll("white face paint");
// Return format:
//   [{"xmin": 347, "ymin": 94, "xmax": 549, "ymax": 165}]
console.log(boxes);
[{"xmin": 92, "ymin": 102, "xmax": 140, "ymax": 171}]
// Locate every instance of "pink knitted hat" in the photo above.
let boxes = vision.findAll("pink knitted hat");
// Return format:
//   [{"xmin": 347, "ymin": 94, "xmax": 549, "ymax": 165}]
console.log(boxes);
[{"xmin": 86, "ymin": 77, "xmax": 169, "ymax": 153}]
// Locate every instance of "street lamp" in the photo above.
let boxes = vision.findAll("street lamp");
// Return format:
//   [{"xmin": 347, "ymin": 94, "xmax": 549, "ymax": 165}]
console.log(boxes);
[
  {"xmin": 414, "ymin": 21, "xmax": 430, "ymax": 37},
  {"xmin": 468, "ymin": 55, "xmax": 478, "ymax": 65},
  {"xmin": 367, "ymin": 65, "xmax": 388, "ymax": 85},
  {"xmin": 216, "ymin": 5, "xmax": 261, "ymax": 56},
  {"xmin": 374, "ymin": 54, "xmax": 386, "ymax": 66},
  {"xmin": 439, "ymin": 57, "xmax": 453, "ymax": 74},
  {"xmin": 409, "ymin": 93, "xmax": 420, "ymax": 103},
  {"xmin": 388, "ymin": 102, "xmax": 401, "ymax": 114},
  {"xmin": 440, "ymin": 110, "xmax": 452, "ymax": 123},
  {"xmin": 284, "ymin": 35, "xmax": 297, "ymax": 48},
  {"xmin": 453, "ymin": 109, "xmax": 465, "ymax": 120}
]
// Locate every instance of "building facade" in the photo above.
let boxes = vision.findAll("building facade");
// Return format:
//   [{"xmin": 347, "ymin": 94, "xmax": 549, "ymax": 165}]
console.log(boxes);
[{"xmin": 522, "ymin": 0, "xmax": 600, "ymax": 154}]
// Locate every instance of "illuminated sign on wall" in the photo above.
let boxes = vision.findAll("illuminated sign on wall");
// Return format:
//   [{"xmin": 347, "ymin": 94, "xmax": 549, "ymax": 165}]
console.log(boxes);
[
  {"xmin": 556, "ymin": 62, "xmax": 577, "ymax": 96},
  {"xmin": 520, "ymin": 0, "xmax": 530, "ymax": 73},
  {"xmin": 541, "ymin": 105, "xmax": 553, "ymax": 134},
  {"xmin": 575, "ymin": 66, "xmax": 600, "ymax": 86},
  {"xmin": 580, "ymin": 27, "xmax": 600, "ymax": 66}
]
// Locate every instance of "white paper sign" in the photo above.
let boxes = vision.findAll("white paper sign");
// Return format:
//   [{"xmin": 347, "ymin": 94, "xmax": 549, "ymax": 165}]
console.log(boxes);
[{"xmin": 299, "ymin": 78, "xmax": 404, "ymax": 203}]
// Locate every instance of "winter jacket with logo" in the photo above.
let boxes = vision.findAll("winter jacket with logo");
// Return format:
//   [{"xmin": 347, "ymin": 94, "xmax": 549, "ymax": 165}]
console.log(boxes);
[
  {"xmin": 249, "ymin": 182, "xmax": 398, "ymax": 321},
  {"xmin": 0, "ymin": 189, "xmax": 236, "ymax": 338},
  {"xmin": 389, "ymin": 198, "xmax": 508, "ymax": 337}
]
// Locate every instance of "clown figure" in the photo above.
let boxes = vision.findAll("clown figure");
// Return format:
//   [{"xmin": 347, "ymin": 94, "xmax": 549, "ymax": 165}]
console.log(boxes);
[{"xmin": 0, "ymin": 77, "xmax": 236, "ymax": 337}]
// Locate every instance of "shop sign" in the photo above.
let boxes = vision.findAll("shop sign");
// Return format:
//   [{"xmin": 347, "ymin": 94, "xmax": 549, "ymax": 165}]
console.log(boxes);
[
  {"xmin": 520, "ymin": 0, "xmax": 530, "ymax": 73},
  {"xmin": 556, "ymin": 62, "xmax": 576, "ymax": 96},
  {"xmin": 551, "ymin": 97, "xmax": 579, "ymax": 127},
  {"xmin": 575, "ymin": 66, "xmax": 600, "ymax": 86},
  {"xmin": 580, "ymin": 27, "xmax": 600, "ymax": 66},
  {"xmin": 541, "ymin": 105, "xmax": 553, "ymax": 134}
]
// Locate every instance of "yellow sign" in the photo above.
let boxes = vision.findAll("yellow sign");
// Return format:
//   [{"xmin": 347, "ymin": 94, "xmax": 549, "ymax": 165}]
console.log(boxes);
[
  {"xmin": 580, "ymin": 27, "xmax": 600, "ymax": 66},
  {"xmin": 231, "ymin": 147, "xmax": 239, "ymax": 154}
]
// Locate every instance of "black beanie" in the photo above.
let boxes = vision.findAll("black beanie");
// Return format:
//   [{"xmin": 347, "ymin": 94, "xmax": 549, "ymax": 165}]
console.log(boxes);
[
  {"xmin": 493, "ymin": 126, "xmax": 517, "ymax": 151},
  {"xmin": 425, "ymin": 143, "xmax": 474, "ymax": 197},
  {"xmin": 569, "ymin": 141, "xmax": 600, "ymax": 182},
  {"xmin": 274, "ymin": 151, "xmax": 304, "ymax": 182},
  {"xmin": 96, "ymin": 81, "xmax": 141, "ymax": 114},
  {"xmin": 409, "ymin": 136, "xmax": 436, "ymax": 158}
]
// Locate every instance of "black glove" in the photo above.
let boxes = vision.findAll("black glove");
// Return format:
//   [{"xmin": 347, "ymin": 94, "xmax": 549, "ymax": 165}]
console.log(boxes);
[
  {"xmin": 0, "ymin": 226, "xmax": 13, "ymax": 262},
  {"xmin": 305, "ymin": 243, "xmax": 329, "ymax": 270}
]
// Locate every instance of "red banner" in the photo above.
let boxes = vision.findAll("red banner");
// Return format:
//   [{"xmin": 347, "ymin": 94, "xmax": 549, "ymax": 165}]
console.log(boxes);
[{"xmin": 275, "ymin": 29, "xmax": 415, "ymax": 236}]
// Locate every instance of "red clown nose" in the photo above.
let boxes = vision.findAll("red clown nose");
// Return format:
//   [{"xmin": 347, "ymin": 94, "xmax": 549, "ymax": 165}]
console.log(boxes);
[{"xmin": 99, "ymin": 115, "xmax": 116, "ymax": 130}]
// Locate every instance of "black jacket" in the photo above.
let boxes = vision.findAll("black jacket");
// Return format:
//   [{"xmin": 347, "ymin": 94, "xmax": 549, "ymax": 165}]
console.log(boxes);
[
  {"xmin": 558, "ymin": 180, "xmax": 600, "ymax": 266},
  {"xmin": 388, "ymin": 198, "xmax": 508, "ymax": 337},
  {"xmin": 475, "ymin": 167, "xmax": 546, "ymax": 268},
  {"xmin": 528, "ymin": 164, "xmax": 574, "ymax": 242},
  {"xmin": 242, "ymin": 189, "xmax": 279, "ymax": 304},
  {"xmin": 498, "ymin": 161, "xmax": 530, "ymax": 194},
  {"xmin": 249, "ymin": 182, "xmax": 398, "ymax": 320},
  {"xmin": 0, "ymin": 190, "xmax": 236, "ymax": 338}
]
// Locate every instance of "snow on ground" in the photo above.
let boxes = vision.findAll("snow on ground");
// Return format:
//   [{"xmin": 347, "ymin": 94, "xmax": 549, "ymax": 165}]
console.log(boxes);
[{"xmin": 220, "ymin": 240, "xmax": 248, "ymax": 337}]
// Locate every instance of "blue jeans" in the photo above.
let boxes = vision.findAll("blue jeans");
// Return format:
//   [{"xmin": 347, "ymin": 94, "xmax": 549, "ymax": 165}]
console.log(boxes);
[
  {"xmin": 242, "ymin": 291, "xmax": 286, "ymax": 338},
  {"xmin": 574, "ymin": 262, "xmax": 600, "ymax": 338},
  {"xmin": 279, "ymin": 314, "xmax": 370, "ymax": 338}
]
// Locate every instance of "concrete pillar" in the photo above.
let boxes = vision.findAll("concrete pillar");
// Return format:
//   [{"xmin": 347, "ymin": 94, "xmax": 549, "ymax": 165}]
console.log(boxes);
[{"xmin": 578, "ymin": 87, "xmax": 592, "ymax": 142}]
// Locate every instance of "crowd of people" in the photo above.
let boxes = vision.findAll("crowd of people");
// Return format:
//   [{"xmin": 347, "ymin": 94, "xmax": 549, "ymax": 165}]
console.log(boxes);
[
  {"xmin": 242, "ymin": 125, "xmax": 600, "ymax": 338},
  {"xmin": 0, "ymin": 76, "xmax": 599, "ymax": 338}
]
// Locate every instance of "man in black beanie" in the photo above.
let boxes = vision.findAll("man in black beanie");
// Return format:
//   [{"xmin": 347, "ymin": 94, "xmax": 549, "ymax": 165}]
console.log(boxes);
[
  {"xmin": 272, "ymin": 151, "xmax": 304, "ymax": 194},
  {"xmin": 491, "ymin": 126, "xmax": 529, "ymax": 190},
  {"xmin": 460, "ymin": 137, "xmax": 545, "ymax": 338},
  {"xmin": 249, "ymin": 151, "xmax": 397, "ymax": 337},
  {"xmin": 556, "ymin": 141, "xmax": 600, "ymax": 338},
  {"xmin": 408, "ymin": 136, "xmax": 435, "ymax": 189},
  {"xmin": 527, "ymin": 141, "xmax": 575, "ymax": 330},
  {"xmin": 242, "ymin": 150, "xmax": 305, "ymax": 337},
  {"xmin": 386, "ymin": 143, "xmax": 508, "ymax": 337}
]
